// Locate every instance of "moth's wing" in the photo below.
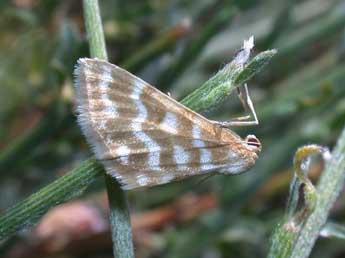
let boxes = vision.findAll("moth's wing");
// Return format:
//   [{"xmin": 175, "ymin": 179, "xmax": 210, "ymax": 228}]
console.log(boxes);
[{"xmin": 74, "ymin": 58, "xmax": 246, "ymax": 189}]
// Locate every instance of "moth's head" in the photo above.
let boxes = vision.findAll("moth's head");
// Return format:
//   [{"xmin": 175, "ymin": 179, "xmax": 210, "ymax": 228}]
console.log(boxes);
[
  {"xmin": 218, "ymin": 134, "xmax": 261, "ymax": 175},
  {"xmin": 244, "ymin": 134, "xmax": 261, "ymax": 154}
]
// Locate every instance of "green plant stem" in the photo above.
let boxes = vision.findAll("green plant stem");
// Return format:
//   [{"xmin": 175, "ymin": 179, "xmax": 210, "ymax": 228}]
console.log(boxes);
[
  {"xmin": 290, "ymin": 127, "xmax": 345, "ymax": 258},
  {"xmin": 181, "ymin": 49, "xmax": 276, "ymax": 112},
  {"xmin": 0, "ymin": 158, "xmax": 103, "ymax": 240},
  {"xmin": 105, "ymin": 176, "xmax": 133, "ymax": 257},
  {"xmin": 83, "ymin": 1, "xmax": 134, "ymax": 258},
  {"xmin": 83, "ymin": 0, "xmax": 107, "ymax": 60},
  {"xmin": 0, "ymin": 34, "xmax": 274, "ymax": 242},
  {"xmin": 267, "ymin": 127, "xmax": 345, "ymax": 258}
]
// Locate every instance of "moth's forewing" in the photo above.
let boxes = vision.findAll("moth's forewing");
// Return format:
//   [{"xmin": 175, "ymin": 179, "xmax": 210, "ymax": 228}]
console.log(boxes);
[{"xmin": 74, "ymin": 58, "xmax": 260, "ymax": 190}]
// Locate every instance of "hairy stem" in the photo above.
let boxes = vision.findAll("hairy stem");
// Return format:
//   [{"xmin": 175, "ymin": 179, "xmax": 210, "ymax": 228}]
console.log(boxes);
[
  {"xmin": 83, "ymin": 1, "xmax": 134, "ymax": 257},
  {"xmin": 0, "ymin": 159, "xmax": 103, "ymax": 240},
  {"xmin": 267, "ymin": 127, "xmax": 345, "ymax": 258}
]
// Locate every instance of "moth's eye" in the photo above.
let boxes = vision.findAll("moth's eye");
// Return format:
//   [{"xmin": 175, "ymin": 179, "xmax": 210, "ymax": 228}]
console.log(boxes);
[{"xmin": 245, "ymin": 135, "xmax": 261, "ymax": 153}]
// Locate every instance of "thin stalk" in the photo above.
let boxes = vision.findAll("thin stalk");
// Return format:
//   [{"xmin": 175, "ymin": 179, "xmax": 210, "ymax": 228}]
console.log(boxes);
[
  {"xmin": 267, "ymin": 127, "xmax": 345, "ymax": 258},
  {"xmin": 290, "ymin": 128, "xmax": 345, "ymax": 257},
  {"xmin": 83, "ymin": 0, "xmax": 107, "ymax": 60},
  {"xmin": 82, "ymin": 1, "xmax": 134, "ymax": 257},
  {"xmin": 181, "ymin": 49, "xmax": 276, "ymax": 112},
  {"xmin": 0, "ymin": 159, "xmax": 103, "ymax": 240}
]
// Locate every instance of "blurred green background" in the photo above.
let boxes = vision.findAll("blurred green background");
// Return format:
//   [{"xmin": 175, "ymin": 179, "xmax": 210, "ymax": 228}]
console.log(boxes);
[{"xmin": 0, "ymin": 0, "xmax": 345, "ymax": 257}]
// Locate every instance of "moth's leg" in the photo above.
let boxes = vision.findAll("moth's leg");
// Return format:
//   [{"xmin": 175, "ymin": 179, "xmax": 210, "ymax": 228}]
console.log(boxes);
[
  {"xmin": 236, "ymin": 83, "xmax": 259, "ymax": 123},
  {"xmin": 231, "ymin": 86, "xmax": 251, "ymax": 121},
  {"xmin": 213, "ymin": 83, "xmax": 259, "ymax": 127}
]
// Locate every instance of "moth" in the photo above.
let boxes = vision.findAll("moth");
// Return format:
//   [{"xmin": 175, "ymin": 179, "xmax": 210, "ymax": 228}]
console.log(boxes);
[{"xmin": 74, "ymin": 37, "xmax": 261, "ymax": 190}]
